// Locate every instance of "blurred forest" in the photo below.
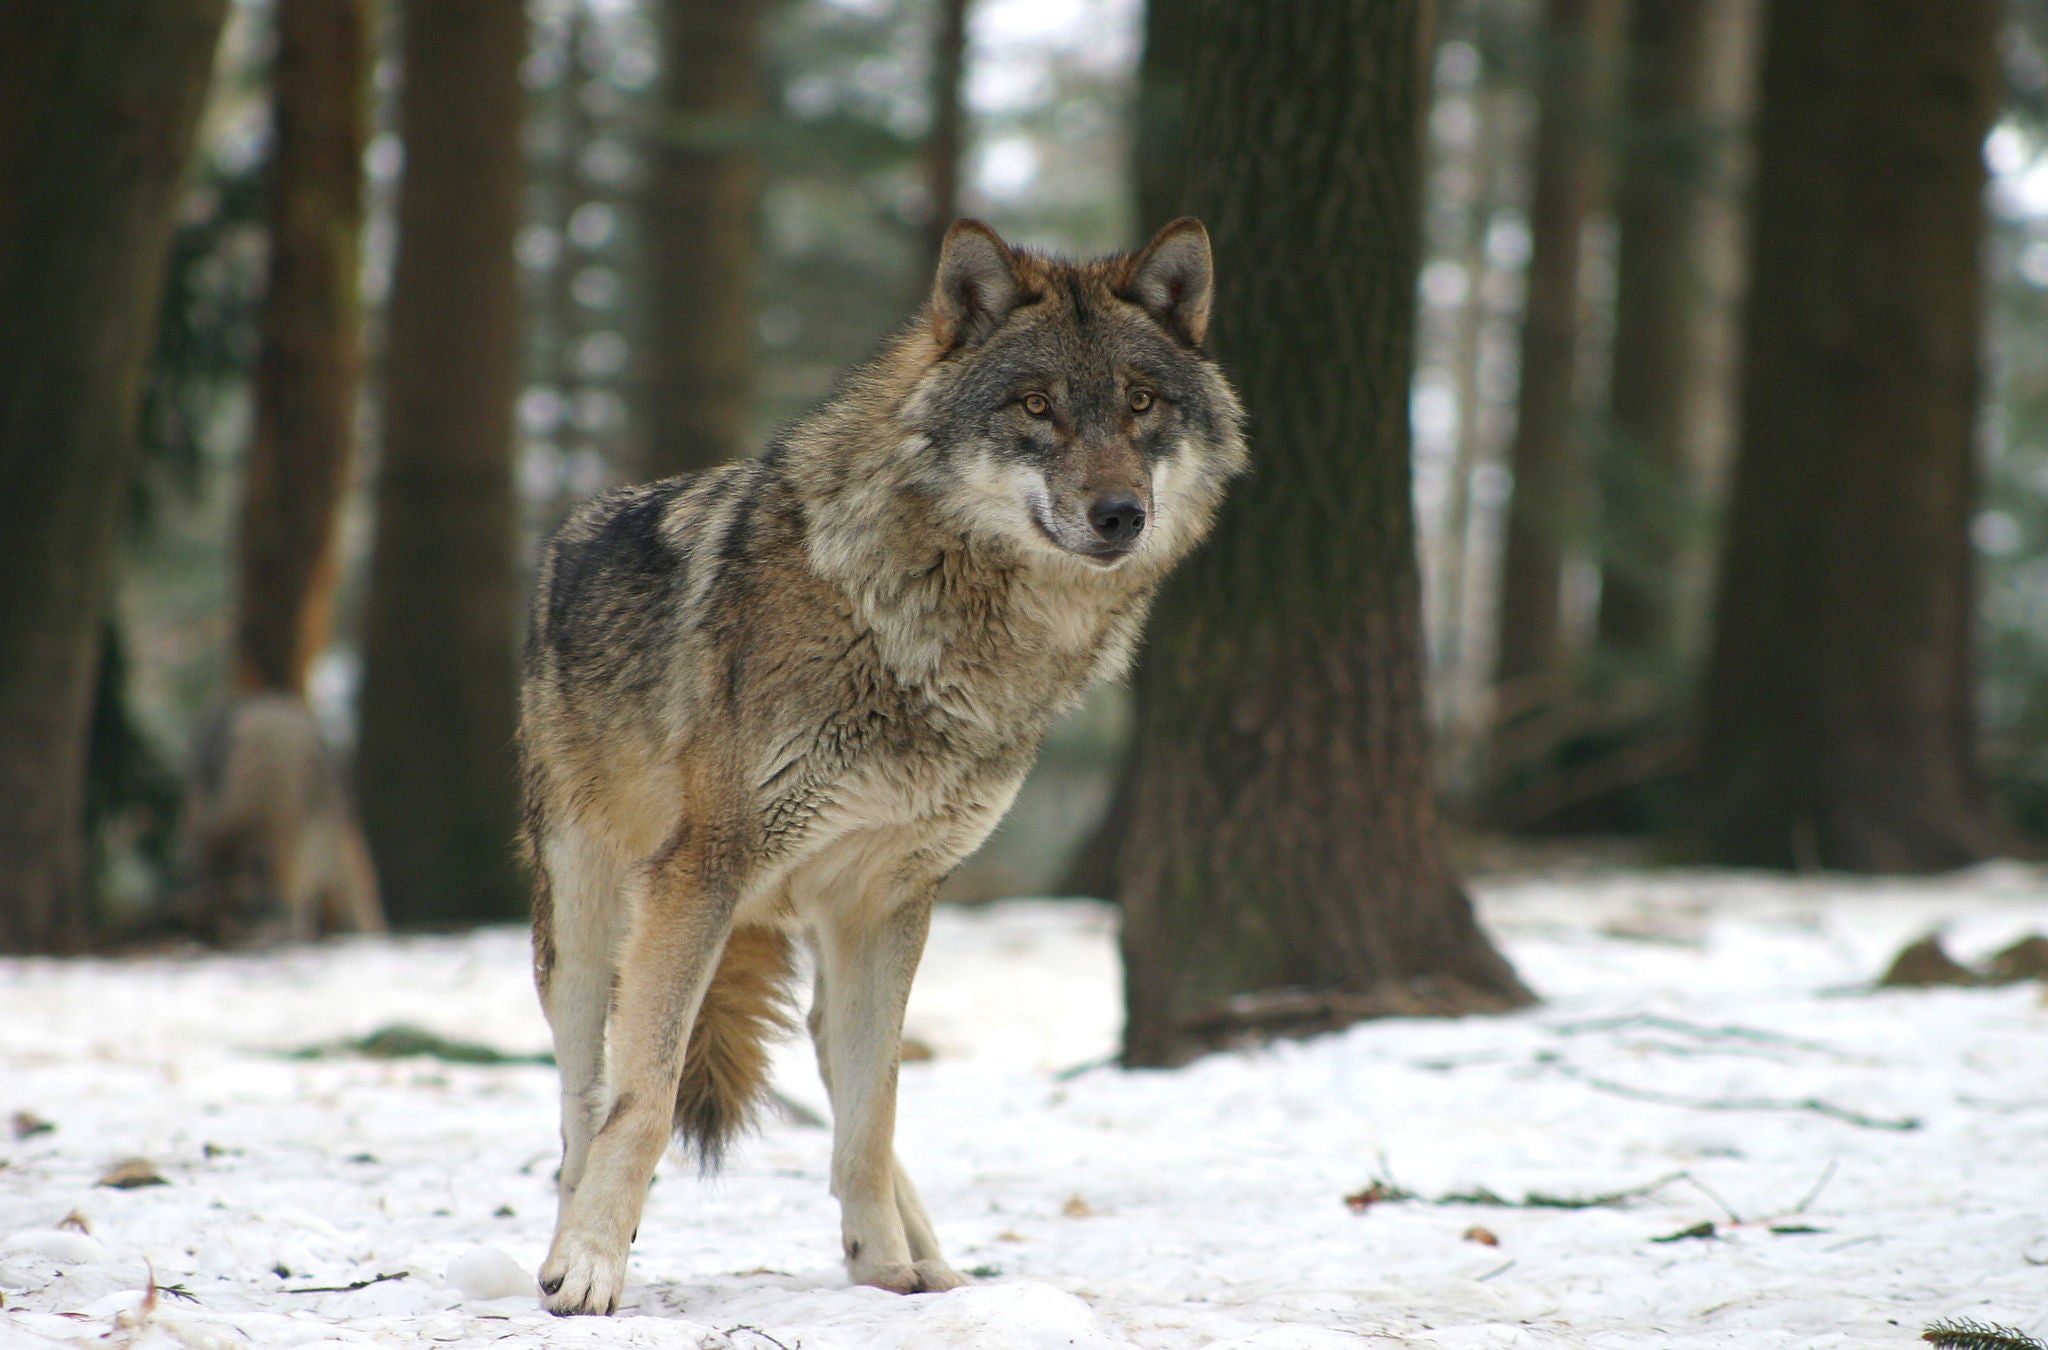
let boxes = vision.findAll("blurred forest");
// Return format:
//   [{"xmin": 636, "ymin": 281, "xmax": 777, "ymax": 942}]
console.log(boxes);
[{"xmin": 7, "ymin": 0, "xmax": 2048, "ymax": 990}]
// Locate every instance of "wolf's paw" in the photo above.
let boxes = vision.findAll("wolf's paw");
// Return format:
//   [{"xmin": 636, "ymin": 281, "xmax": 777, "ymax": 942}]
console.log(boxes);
[
  {"xmin": 537, "ymin": 1232, "xmax": 625, "ymax": 1316},
  {"xmin": 852, "ymin": 1257, "xmax": 969, "ymax": 1294}
]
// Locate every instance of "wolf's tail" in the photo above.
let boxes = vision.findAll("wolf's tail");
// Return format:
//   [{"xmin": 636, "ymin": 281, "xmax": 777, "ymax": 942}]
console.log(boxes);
[{"xmin": 674, "ymin": 923, "xmax": 798, "ymax": 1169}]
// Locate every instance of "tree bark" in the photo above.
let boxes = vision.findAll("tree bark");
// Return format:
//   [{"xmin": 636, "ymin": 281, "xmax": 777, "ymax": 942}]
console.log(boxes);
[
  {"xmin": 1697, "ymin": 0, "xmax": 2006, "ymax": 872},
  {"xmin": 1492, "ymin": 0, "xmax": 1617, "ymax": 693},
  {"xmin": 1058, "ymin": 0, "xmax": 1191, "ymax": 902},
  {"xmin": 355, "ymin": 0, "xmax": 525, "ymax": 924},
  {"xmin": 1115, "ymin": 0, "xmax": 1533, "ymax": 1069},
  {"xmin": 236, "ymin": 0, "xmax": 372, "ymax": 695},
  {"xmin": 641, "ymin": 0, "xmax": 759, "ymax": 478},
  {"xmin": 0, "ymin": 0, "xmax": 226, "ymax": 954},
  {"xmin": 922, "ymin": 0, "xmax": 971, "ymax": 263}
]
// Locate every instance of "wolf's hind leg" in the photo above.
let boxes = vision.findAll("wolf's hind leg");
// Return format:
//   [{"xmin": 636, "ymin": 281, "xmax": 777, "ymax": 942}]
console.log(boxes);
[
  {"xmin": 811, "ymin": 890, "xmax": 965, "ymax": 1294},
  {"xmin": 536, "ymin": 828, "xmax": 625, "ymax": 1198},
  {"xmin": 539, "ymin": 846, "xmax": 734, "ymax": 1317}
]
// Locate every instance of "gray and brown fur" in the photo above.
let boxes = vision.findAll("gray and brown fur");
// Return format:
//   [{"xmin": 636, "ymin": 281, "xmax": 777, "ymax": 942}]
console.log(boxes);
[
  {"xmin": 520, "ymin": 219, "xmax": 1245, "ymax": 1314},
  {"xmin": 177, "ymin": 692, "xmax": 384, "ymax": 944}
]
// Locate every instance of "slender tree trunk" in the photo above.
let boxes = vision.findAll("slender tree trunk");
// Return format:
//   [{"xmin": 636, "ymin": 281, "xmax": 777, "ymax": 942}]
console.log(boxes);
[
  {"xmin": 1433, "ymin": 77, "xmax": 1513, "ymax": 735},
  {"xmin": 1666, "ymin": 0, "xmax": 1759, "ymax": 658},
  {"xmin": 355, "ymin": 0, "xmax": 525, "ymax": 924},
  {"xmin": 1593, "ymin": 0, "xmax": 1719, "ymax": 659},
  {"xmin": 1697, "ymin": 0, "xmax": 2006, "ymax": 872},
  {"xmin": 236, "ymin": 0, "xmax": 372, "ymax": 695},
  {"xmin": 0, "ymin": 0, "xmax": 225, "ymax": 953},
  {"xmin": 1115, "ymin": 0, "xmax": 1533, "ymax": 1069},
  {"xmin": 922, "ymin": 0, "xmax": 970, "ymax": 263},
  {"xmin": 1492, "ymin": 0, "xmax": 1617, "ymax": 693},
  {"xmin": 641, "ymin": 0, "xmax": 759, "ymax": 477}
]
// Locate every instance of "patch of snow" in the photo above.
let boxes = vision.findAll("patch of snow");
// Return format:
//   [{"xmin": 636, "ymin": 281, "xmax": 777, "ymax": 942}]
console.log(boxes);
[
  {"xmin": 445, "ymin": 1246, "xmax": 531, "ymax": 1301},
  {"xmin": 4, "ymin": 868, "xmax": 2047, "ymax": 1347},
  {"xmin": 0, "ymin": 1229, "xmax": 109, "ymax": 1263}
]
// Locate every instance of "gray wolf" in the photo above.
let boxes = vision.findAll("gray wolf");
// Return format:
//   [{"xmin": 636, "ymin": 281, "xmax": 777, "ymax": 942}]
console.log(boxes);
[
  {"xmin": 176, "ymin": 692, "xmax": 384, "ymax": 943},
  {"xmin": 520, "ymin": 218, "xmax": 1246, "ymax": 1314}
]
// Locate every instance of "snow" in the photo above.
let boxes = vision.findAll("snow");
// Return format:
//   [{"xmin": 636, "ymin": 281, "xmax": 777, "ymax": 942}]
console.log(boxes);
[{"xmin": 4, "ymin": 866, "xmax": 2047, "ymax": 1348}]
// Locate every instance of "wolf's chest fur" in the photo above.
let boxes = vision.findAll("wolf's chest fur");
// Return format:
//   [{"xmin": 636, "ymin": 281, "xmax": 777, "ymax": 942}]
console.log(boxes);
[{"xmin": 743, "ymin": 490, "xmax": 1150, "ymax": 874}]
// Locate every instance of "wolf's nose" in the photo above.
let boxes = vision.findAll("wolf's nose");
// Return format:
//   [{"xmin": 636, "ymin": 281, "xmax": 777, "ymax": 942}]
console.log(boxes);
[{"xmin": 1087, "ymin": 494, "xmax": 1146, "ymax": 547}]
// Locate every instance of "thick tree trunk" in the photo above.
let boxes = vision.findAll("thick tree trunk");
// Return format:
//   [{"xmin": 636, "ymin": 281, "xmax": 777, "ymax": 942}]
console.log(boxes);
[
  {"xmin": 641, "ymin": 0, "xmax": 759, "ymax": 477},
  {"xmin": 1697, "ymin": 0, "xmax": 2005, "ymax": 872},
  {"xmin": 1115, "ymin": 0, "xmax": 1533, "ymax": 1069},
  {"xmin": 0, "ymin": 0, "xmax": 226, "ymax": 954},
  {"xmin": 922, "ymin": 0, "xmax": 970, "ymax": 263},
  {"xmin": 236, "ymin": 0, "xmax": 372, "ymax": 695},
  {"xmin": 1493, "ymin": 0, "xmax": 1617, "ymax": 693},
  {"xmin": 1059, "ymin": 0, "xmax": 1190, "ymax": 902},
  {"xmin": 355, "ymin": 0, "xmax": 525, "ymax": 924}
]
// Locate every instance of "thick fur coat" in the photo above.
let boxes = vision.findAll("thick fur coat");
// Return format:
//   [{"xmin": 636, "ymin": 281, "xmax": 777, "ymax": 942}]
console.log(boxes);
[{"xmin": 520, "ymin": 219, "xmax": 1246, "ymax": 1314}]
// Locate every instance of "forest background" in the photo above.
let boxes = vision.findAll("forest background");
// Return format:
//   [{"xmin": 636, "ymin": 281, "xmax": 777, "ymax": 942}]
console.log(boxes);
[{"xmin": 6, "ymin": 0, "xmax": 2048, "ymax": 1058}]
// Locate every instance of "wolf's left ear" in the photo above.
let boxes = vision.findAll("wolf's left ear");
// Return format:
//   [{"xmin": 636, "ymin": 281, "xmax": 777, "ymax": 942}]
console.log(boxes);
[
  {"xmin": 932, "ymin": 220, "xmax": 1026, "ymax": 349},
  {"xmin": 1122, "ymin": 218, "xmax": 1213, "ymax": 348}
]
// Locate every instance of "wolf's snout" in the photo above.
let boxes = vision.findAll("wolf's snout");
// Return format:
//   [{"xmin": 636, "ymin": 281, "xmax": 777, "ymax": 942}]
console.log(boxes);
[{"xmin": 1087, "ymin": 493, "xmax": 1146, "ymax": 548}]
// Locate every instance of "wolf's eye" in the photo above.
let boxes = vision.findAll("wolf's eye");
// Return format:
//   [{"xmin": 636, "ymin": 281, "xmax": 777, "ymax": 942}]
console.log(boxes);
[
  {"xmin": 1129, "ymin": 388, "xmax": 1155, "ymax": 414},
  {"xmin": 1022, "ymin": 392, "xmax": 1052, "ymax": 417}
]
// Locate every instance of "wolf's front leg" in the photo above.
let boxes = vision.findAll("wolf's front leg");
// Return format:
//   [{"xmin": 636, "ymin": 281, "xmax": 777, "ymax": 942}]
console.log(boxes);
[
  {"xmin": 534, "ymin": 829, "xmax": 626, "ymax": 1199},
  {"xmin": 539, "ymin": 862, "xmax": 733, "ymax": 1316},
  {"xmin": 812, "ymin": 892, "xmax": 966, "ymax": 1294}
]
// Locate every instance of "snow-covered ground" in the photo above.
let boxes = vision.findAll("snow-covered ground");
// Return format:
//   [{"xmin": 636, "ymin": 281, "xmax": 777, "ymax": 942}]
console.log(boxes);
[{"xmin": 4, "ymin": 867, "xmax": 2046, "ymax": 1348}]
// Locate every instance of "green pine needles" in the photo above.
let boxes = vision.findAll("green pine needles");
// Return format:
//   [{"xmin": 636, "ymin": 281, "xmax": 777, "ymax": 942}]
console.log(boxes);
[{"xmin": 1922, "ymin": 1319, "xmax": 2048, "ymax": 1350}]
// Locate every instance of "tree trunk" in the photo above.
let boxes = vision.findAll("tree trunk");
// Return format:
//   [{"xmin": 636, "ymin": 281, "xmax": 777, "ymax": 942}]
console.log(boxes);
[
  {"xmin": 1697, "ymin": 0, "xmax": 2006, "ymax": 872},
  {"xmin": 1593, "ymin": 0, "xmax": 1721, "ymax": 660},
  {"xmin": 1492, "ymin": 0, "xmax": 1617, "ymax": 693},
  {"xmin": 641, "ymin": 0, "xmax": 759, "ymax": 478},
  {"xmin": 355, "ymin": 0, "xmax": 525, "ymax": 925},
  {"xmin": 236, "ymin": 0, "xmax": 372, "ymax": 695},
  {"xmin": 922, "ymin": 0, "xmax": 971, "ymax": 263},
  {"xmin": 1114, "ymin": 0, "xmax": 1533, "ymax": 1069},
  {"xmin": 0, "ymin": 0, "xmax": 226, "ymax": 954},
  {"xmin": 1059, "ymin": 0, "xmax": 1191, "ymax": 902},
  {"xmin": 1132, "ymin": 0, "xmax": 1192, "ymax": 229}
]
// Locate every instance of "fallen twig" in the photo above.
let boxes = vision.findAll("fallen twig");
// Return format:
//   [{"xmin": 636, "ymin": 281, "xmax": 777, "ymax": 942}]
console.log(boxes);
[
  {"xmin": 1790, "ymin": 1159, "xmax": 1837, "ymax": 1215},
  {"xmin": 1347, "ymin": 1169, "xmax": 1697, "ymax": 1214},
  {"xmin": 1550, "ymin": 1061, "xmax": 1920, "ymax": 1131},
  {"xmin": 1549, "ymin": 1013, "xmax": 1839, "ymax": 1055},
  {"xmin": 1052, "ymin": 1052, "xmax": 1117, "ymax": 1082},
  {"xmin": 281, "ymin": 1271, "xmax": 409, "ymax": 1294}
]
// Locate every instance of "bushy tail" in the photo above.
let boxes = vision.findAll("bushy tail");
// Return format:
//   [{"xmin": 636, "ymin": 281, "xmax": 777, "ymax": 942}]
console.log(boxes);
[{"xmin": 674, "ymin": 924, "xmax": 798, "ymax": 1169}]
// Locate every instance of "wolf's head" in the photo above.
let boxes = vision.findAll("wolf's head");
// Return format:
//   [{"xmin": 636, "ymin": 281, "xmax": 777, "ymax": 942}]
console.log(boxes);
[{"xmin": 900, "ymin": 219, "xmax": 1247, "ymax": 572}]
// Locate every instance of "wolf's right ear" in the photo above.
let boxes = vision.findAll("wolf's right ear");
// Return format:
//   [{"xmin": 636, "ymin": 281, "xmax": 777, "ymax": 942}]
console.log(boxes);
[
  {"xmin": 1122, "ymin": 218, "xmax": 1213, "ymax": 348},
  {"xmin": 932, "ymin": 220, "xmax": 1026, "ymax": 350}
]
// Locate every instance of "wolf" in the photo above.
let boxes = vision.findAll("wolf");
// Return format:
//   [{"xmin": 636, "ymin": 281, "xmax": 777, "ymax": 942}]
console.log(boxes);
[
  {"xmin": 520, "ymin": 217, "xmax": 1246, "ymax": 1315},
  {"xmin": 176, "ymin": 692, "xmax": 384, "ymax": 943}
]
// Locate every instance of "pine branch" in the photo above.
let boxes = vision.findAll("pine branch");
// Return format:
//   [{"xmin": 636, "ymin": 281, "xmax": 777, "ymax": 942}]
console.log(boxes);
[{"xmin": 1923, "ymin": 1318, "xmax": 2048, "ymax": 1350}]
